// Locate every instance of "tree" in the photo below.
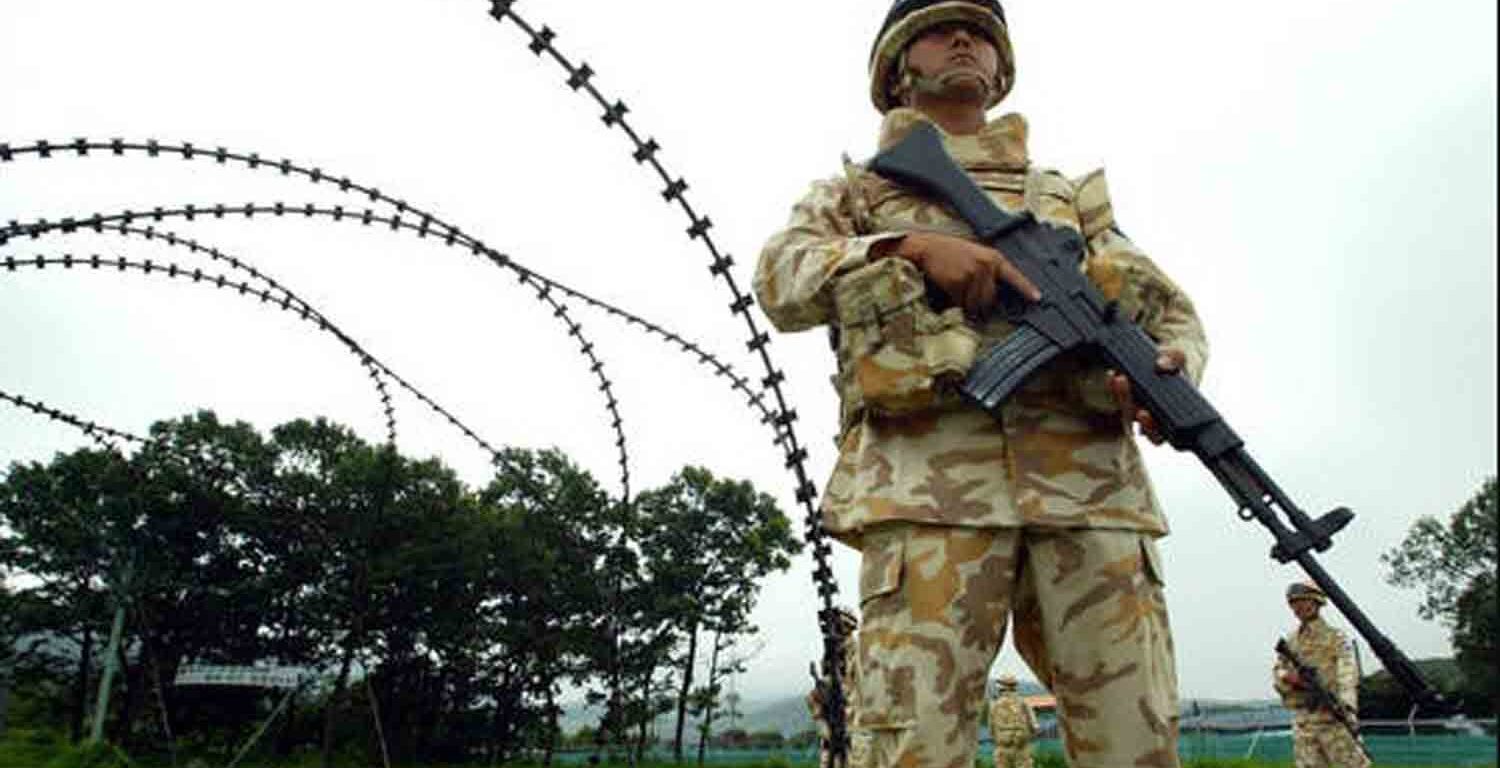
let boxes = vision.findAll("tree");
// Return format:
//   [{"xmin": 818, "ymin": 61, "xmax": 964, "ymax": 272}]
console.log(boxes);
[
  {"xmin": 0, "ymin": 447, "xmax": 135, "ymax": 742},
  {"xmin": 1359, "ymin": 657, "xmax": 1471, "ymax": 719},
  {"xmin": 633, "ymin": 466, "xmax": 802, "ymax": 762},
  {"xmin": 0, "ymin": 584, "xmax": 18, "ymax": 737},
  {"xmin": 477, "ymin": 447, "xmax": 614, "ymax": 764},
  {"xmin": 1382, "ymin": 476, "xmax": 1497, "ymax": 715}
]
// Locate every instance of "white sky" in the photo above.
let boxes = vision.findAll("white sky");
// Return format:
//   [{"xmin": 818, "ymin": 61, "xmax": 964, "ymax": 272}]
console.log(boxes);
[{"xmin": 1, "ymin": 0, "xmax": 1495, "ymax": 707}]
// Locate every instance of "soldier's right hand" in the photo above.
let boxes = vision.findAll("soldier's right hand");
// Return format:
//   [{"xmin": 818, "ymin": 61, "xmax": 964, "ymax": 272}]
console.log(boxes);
[{"xmin": 875, "ymin": 231, "xmax": 1041, "ymax": 318}]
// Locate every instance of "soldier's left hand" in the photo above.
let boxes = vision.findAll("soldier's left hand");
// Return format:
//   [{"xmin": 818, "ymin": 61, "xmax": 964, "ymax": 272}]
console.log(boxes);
[{"xmin": 1109, "ymin": 348, "xmax": 1187, "ymax": 445}]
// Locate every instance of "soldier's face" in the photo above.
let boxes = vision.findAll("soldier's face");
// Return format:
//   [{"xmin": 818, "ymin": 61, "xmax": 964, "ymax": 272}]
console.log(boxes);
[
  {"xmin": 904, "ymin": 20, "xmax": 999, "ymax": 95},
  {"xmin": 1289, "ymin": 598, "xmax": 1320, "ymax": 621}
]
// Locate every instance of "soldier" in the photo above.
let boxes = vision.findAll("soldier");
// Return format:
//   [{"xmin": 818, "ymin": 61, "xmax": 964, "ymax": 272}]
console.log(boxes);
[
  {"xmin": 807, "ymin": 607, "xmax": 869, "ymax": 768},
  {"xmin": 989, "ymin": 674, "xmax": 1039, "ymax": 768},
  {"xmin": 754, "ymin": 1, "xmax": 1208, "ymax": 766},
  {"xmin": 1273, "ymin": 582, "xmax": 1371, "ymax": 768}
]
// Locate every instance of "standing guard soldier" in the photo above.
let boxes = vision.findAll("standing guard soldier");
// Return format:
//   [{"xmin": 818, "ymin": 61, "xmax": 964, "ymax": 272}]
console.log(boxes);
[
  {"xmin": 1273, "ymin": 582, "xmax": 1372, "ymax": 768},
  {"xmin": 755, "ymin": 1, "xmax": 1209, "ymax": 766},
  {"xmin": 989, "ymin": 674, "xmax": 1039, "ymax": 768},
  {"xmin": 808, "ymin": 607, "xmax": 870, "ymax": 767}
]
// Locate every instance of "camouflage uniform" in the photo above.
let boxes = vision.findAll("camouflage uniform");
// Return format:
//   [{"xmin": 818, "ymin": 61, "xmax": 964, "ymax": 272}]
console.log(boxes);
[
  {"xmin": 989, "ymin": 676, "xmax": 1038, "ymax": 768},
  {"xmin": 809, "ymin": 609, "xmax": 872, "ymax": 767},
  {"xmin": 1274, "ymin": 588, "xmax": 1370, "ymax": 768},
  {"xmin": 755, "ymin": 104, "xmax": 1206, "ymax": 768}
]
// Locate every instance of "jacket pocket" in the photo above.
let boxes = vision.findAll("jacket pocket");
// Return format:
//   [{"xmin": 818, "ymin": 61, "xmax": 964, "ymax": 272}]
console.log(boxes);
[{"xmin": 833, "ymin": 258, "xmax": 979, "ymax": 429}]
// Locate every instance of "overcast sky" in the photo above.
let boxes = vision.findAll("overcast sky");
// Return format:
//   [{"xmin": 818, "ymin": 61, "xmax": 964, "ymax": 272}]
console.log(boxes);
[{"xmin": 2, "ymin": 0, "xmax": 1495, "ymax": 708}]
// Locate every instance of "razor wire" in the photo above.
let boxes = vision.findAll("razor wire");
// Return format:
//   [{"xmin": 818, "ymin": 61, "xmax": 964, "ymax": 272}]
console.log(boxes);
[
  {"xmin": 0, "ymin": 221, "xmax": 513, "ymax": 465},
  {"xmin": 0, "ymin": 196, "xmax": 708, "ymax": 503},
  {"xmin": 1, "ymin": 387, "xmax": 145, "ymax": 458},
  {"xmin": 480, "ymin": 1, "xmax": 850, "ymax": 755},
  {"xmin": 0, "ymin": 249, "xmax": 406, "ymax": 441},
  {"xmin": 0, "ymin": 367, "xmax": 394, "ymax": 760},
  {"xmin": 0, "ymin": 174, "xmax": 776, "ymax": 443},
  {"xmin": 0, "ymin": 137, "xmax": 784, "ymax": 502},
  {"xmin": 0, "ymin": 6, "xmax": 849, "ymax": 745}
]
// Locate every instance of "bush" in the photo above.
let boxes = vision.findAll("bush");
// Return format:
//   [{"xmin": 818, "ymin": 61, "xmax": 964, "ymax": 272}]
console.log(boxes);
[
  {"xmin": 0, "ymin": 729, "xmax": 62, "ymax": 768},
  {"xmin": 1034, "ymin": 753, "xmax": 1068, "ymax": 768},
  {"xmin": 41, "ymin": 741, "xmax": 133, "ymax": 768}
]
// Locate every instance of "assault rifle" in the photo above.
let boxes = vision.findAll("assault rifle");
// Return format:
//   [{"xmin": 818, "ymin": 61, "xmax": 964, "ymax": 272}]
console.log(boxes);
[
  {"xmin": 867, "ymin": 121, "xmax": 1449, "ymax": 714},
  {"xmin": 1275, "ymin": 638, "xmax": 1372, "ymax": 761}
]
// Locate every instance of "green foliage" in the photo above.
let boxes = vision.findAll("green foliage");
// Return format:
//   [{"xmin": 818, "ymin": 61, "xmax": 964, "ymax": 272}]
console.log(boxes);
[
  {"xmin": 41, "ymin": 741, "xmax": 133, "ymax": 768},
  {"xmin": 0, "ymin": 728, "xmax": 64, "ymax": 768},
  {"xmin": 634, "ymin": 466, "xmax": 802, "ymax": 758},
  {"xmin": 1031, "ymin": 753, "xmax": 1068, "ymax": 768},
  {"xmin": 2, "ymin": 412, "xmax": 800, "ymax": 765},
  {"xmin": 1360, "ymin": 656, "xmax": 1478, "ymax": 719},
  {"xmin": 1382, "ymin": 476, "xmax": 1498, "ymax": 715}
]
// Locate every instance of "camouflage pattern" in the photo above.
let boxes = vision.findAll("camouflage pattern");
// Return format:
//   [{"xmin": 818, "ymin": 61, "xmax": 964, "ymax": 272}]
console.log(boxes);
[
  {"xmin": 809, "ymin": 609, "xmax": 872, "ymax": 768},
  {"xmin": 832, "ymin": 256, "xmax": 979, "ymax": 428},
  {"xmin": 856, "ymin": 523, "xmax": 1178, "ymax": 768},
  {"xmin": 869, "ymin": 1, "xmax": 1016, "ymax": 113},
  {"xmin": 756, "ymin": 108, "xmax": 1203, "ymax": 767},
  {"xmin": 988, "ymin": 677, "xmax": 1038, "ymax": 768},
  {"xmin": 1273, "ymin": 616, "xmax": 1370, "ymax": 768},
  {"xmin": 1291, "ymin": 723, "xmax": 1371, "ymax": 768},
  {"xmin": 754, "ymin": 108, "xmax": 1210, "ymax": 547}
]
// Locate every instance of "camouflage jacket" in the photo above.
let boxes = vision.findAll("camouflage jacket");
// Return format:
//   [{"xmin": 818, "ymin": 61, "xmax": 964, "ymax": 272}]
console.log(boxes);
[
  {"xmin": 1273, "ymin": 617, "xmax": 1360, "ymax": 724},
  {"xmin": 754, "ymin": 109, "xmax": 1209, "ymax": 545}
]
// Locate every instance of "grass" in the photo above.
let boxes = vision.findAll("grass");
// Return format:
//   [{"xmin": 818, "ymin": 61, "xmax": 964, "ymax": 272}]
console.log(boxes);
[{"xmin": 1, "ymin": 735, "xmax": 1494, "ymax": 768}]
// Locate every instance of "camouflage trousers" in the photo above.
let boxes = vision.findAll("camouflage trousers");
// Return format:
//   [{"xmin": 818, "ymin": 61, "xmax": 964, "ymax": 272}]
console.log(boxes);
[
  {"xmin": 856, "ymin": 523, "xmax": 1179, "ymax": 768},
  {"xmin": 818, "ymin": 731, "xmax": 873, "ymax": 768},
  {"xmin": 1293, "ymin": 721, "xmax": 1371, "ymax": 768},
  {"xmin": 993, "ymin": 730, "xmax": 1034, "ymax": 768}
]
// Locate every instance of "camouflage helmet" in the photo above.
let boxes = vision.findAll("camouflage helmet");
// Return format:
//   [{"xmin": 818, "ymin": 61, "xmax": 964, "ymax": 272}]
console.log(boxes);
[
  {"xmin": 868, "ymin": 0, "xmax": 1016, "ymax": 113},
  {"xmin": 997, "ymin": 673, "xmax": 1018, "ymax": 689},
  {"xmin": 1286, "ymin": 581, "xmax": 1327, "ymax": 605}
]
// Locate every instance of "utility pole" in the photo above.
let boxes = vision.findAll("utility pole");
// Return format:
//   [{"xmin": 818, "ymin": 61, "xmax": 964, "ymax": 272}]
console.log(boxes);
[{"xmin": 89, "ymin": 561, "xmax": 132, "ymax": 743}]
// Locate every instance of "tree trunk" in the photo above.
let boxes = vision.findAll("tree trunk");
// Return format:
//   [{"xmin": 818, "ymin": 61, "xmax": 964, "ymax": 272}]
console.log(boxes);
[
  {"xmin": 141, "ymin": 632, "xmax": 177, "ymax": 761},
  {"xmin": 672, "ymin": 624, "xmax": 698, "ymax": 762},
  {"xmin": 542, "ymin": 684, "xmax": 558, "ymax": 767},
  {"xmin": 0, "ymin": 658, "xmax": 11, "ymax": 739},
  {"xmin": 635, "ymin": 669, "xmax": 651, "ymax": 763},
  {"xmin": 71, "ymin": 627, "xmax": 93, "ymax": 743},
  {"xmin": 696, "ymin": 630, "xmax": 723, "ymax": 766},
  {"xmin": 320, "ymin": 643, "xmax": 355, "ymax": 768},
  {"xmin": 114, "ymin": 640, "xmax": 140, "ymax": 744}
]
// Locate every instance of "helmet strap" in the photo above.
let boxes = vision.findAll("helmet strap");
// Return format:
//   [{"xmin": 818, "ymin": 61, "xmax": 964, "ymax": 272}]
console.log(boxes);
[{"xmin": 895, "ymin": 52, "xmax": 996, "ymax": 109}]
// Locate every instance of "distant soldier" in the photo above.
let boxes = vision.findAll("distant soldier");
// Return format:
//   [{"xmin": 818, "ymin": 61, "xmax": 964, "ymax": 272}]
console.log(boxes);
[
  {"xmin": 808, "ymin": 607, "xmax": 869, "ymax": 767},
  {"xmin": 1273, "ymin": 582, "xmax": 1371, "ymax": 768},
  {"xmin": 988, "ymin": 674, "xmax": 1038, "ymax": 768}
]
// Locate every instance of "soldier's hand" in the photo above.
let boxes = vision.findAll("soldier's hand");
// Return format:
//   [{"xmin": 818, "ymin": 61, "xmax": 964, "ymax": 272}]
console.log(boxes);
[
  {"xmin": 876, "ymin": 231, "xmax": 1041, "ymax": 318},
  {"xmin": 1109, "ymin": 348, "xmax": 1187, "ymax": 445}
]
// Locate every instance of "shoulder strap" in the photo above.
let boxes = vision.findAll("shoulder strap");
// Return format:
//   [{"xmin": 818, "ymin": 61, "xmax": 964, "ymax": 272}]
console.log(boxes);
[
  {"xmin": 841, "ymin": 152, "xmax": 875, "ymax": 236},
  {"xmin": 1071, "ymin": 168, "xmax": 1117, "ymax": 240}
]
